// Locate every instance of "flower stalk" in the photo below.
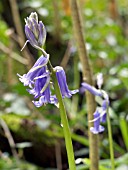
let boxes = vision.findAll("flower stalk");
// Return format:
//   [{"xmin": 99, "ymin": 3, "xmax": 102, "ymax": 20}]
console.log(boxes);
[
  {"xmin": 107, "ymin": 110, "xmax": 115, "ymax": 170},
  {"xmin": 50, "ymin": 66, "xmax": 76, "ymax": 170},
  {"xmin": 19, "ymin": 12, "xmax": 78, "ymax": 170}
]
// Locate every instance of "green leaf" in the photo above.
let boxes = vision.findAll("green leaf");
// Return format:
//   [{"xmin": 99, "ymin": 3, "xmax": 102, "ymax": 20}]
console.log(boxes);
[{"xmin": 119, "ymin": 115, "xmax": 128, "ymax": 150}]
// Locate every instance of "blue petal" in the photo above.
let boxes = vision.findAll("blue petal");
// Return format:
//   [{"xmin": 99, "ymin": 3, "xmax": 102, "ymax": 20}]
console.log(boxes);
[
  {"xmin": 33, "ymin": 96, "xmax": 46, "ymax": 107},
  {"xmin": 33, "ymin": 93, "xmax": 57, "ymax": 107},
  {"xmin": 32, "ymin": 18, "xmax": 39, "ymax": 38},
  {"xmin": 55, "ymin": 66, "xmax": 78, "ymax": 98},
  {"xmin": 101, "ymin": 99, "xmax": 109, "ymax": 122},
  {"xmin": 81, "ymin": 82, "xmax": 102, "ymax": 96},
  {"xmin": 90, "ymin": 109, "xmax": 105, "ymax": 134},
  {"xmin": 25, "ymin": 25, "xmax": 38, "ymax": 47},
  {"xmin": 38, "ymin": 21, "xmax": 46, "ymax": 47},
  {"xmin": 93, "ymin": 110, "xmax": 101, "ymax": 131},
  {"xmin": 18, "ymin": 55, "xmax": 49, "ymax": 87},
  {"xmin": 101, "ymin": 113, "xmax": 107, "ymax": 123},
  {"xmin": 90, "ymin": 125, "xmax": 105, "ymax": 134}
]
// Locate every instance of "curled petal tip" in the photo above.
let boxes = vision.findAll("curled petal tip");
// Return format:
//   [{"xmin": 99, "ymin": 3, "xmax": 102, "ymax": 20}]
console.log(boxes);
[{"xmin": 90, "ymin": 125, "xmax": 105, "ymax": 134}]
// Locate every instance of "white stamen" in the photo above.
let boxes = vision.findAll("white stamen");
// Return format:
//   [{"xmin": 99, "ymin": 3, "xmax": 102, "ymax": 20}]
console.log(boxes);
[{"xmin": 21, "ymin": 40, "xmax": 29, "ymax": 51}]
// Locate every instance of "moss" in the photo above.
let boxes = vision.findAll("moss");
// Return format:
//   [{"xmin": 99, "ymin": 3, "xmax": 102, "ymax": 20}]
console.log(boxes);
[
  {"xmin": 2, "ymin": 114, "xmax": 21, "ymax": 131},
  {"xmin": 1, "ymin": 114, "xmax": 57, "ymax": 145}
]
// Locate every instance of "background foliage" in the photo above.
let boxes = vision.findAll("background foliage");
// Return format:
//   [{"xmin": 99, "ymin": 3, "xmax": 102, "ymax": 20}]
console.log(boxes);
[{"xmin": 0, "ymin": 0, "xmax": 128, "ymax": 169}]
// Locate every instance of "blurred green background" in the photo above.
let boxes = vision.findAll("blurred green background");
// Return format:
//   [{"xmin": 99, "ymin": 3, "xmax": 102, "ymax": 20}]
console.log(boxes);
[{"xmin": 0, "ymin": 0, "xmax": 128, "ymax": 169}]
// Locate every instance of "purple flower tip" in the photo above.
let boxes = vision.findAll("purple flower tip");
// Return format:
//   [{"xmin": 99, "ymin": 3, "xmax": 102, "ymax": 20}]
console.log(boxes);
[{"xmin": 24, "ymin": 12, "xmax": 46, "ymax": 49}]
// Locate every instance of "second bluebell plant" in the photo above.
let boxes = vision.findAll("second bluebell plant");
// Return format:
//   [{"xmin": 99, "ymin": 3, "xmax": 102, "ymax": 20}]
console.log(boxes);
[{"xmin": 81, "ymin": 73, "xmax": 109, "ymax": 134}]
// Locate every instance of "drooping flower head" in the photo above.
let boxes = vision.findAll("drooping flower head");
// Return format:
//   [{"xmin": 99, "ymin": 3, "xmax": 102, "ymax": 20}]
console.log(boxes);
[
  {"xmin": 18, "ymin": 56, "xmax": 79, "ymax": 107},
  {"xmin": 18, "ymin": 54, "xmax": 57, "ymax": 107},
  {"xmin": 90, "ymin": 110, "xmax": 105, "ymax": 134},
  {"xmin": 24, "ymin": 12, "xmax": 46, "ymax": 49},
  {"xmin": 81, "ymin": 82, "xmax": 102, "ymax": 97},
  {"xmin": 17, "ymin": 55, "xmax": 49, "ymax": 87},
  {"xmin": 55, "ymin": 66, "xmax": 79, "ymax": 98},
  {"xmin": 81, "ymin": 74, "xmax": 109, "ymax": 134},
  {"xmin": 31, "ymin": 77, "xmax": 57, "ymax": 107}
]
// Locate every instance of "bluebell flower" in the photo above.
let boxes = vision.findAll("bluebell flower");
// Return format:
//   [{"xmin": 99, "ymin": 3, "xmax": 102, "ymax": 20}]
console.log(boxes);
[
  {"xmin": 90, "ymin": 110, "xmax": 105, "ymax": 134},
  {"xmin": 31, "ymin": 77, "xmax": 57, "ymax": 107},
  {"xmin": 18, "ymin": 58, "xmax": 78, "ymax": 107},
  {"xmin": 23, "ymin": 12, "xmax": 46, "ymax": 49},
  {"xmin": 81, "ymin": 82, "xmax": 102, "ymax": 96},
  {"xmin": 55, "ymin": 66, "xmax": 79, "ymax": 98},
  {"xmin": 18, "ymin": 55, "xmax": 49, "ymax": 87},
  {"xmin": 81, "ymin": 76, "xmax": 109, "ymax": 134},
  {"xmin": 27, "ymin": 70, "xmax": 50, "ymax": 98},
  {"xmin": 18, "ymin": 55, "xmax": 57, "ymax": 107}
]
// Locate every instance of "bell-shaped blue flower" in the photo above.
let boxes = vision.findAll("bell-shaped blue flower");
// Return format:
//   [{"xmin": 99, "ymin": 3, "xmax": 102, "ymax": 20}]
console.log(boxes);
[
  {"xmin": 18, "ymin": 55, "xmax": 49, "ymax": 87},
  {"xmin": 31, "ymin": 77, "xmax": 57, "ymax": 107},
  {"xmin": 55, "ymin": 66, "xmax": 79, "ymax": 98},
  {"xmin": 28, "ymin": 70, "xmax": 50, "ymax": 98},
  {"xmin": 81, "ymin": 82, "xmax": 102, "ymax": 97},
  {"xmin": 90, "ymin": 110, "xmax": 105, "ymax": 134},
  {"xmin": 81, "ymin": 79, "xmax": 110, "ymax": 133},
  {"xmin": 18, "ymin": 54, "xmax": 57, "ymax": 107}
]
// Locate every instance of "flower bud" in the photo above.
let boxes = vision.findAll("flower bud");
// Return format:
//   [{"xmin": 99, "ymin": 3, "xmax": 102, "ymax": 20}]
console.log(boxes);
[{"xmin": 24, "ymin": 12, "xmax": 46, "ymax": 49}]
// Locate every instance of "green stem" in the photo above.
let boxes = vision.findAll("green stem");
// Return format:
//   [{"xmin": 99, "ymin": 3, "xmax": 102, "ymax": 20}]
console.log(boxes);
[
  {"xmin": 107, "ymin": 111, "xmax": 115, "ymax": 170},
  {"xmin": 49, "ymin": 63, "xmax": 76, "ymax": 170}
]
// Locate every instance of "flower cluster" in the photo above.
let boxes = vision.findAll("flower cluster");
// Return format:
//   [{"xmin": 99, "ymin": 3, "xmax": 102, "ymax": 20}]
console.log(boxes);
[
  {"xmin": 81, "ymin": 74, "xmax": 109, "ymax": 134},
  {"xmin": 18, "ymin": 12, "xmax": 78, "ymax": 107},
  {"xmin": 18, "ymin": 56, "xmax": 78, "ymax": 107}
]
